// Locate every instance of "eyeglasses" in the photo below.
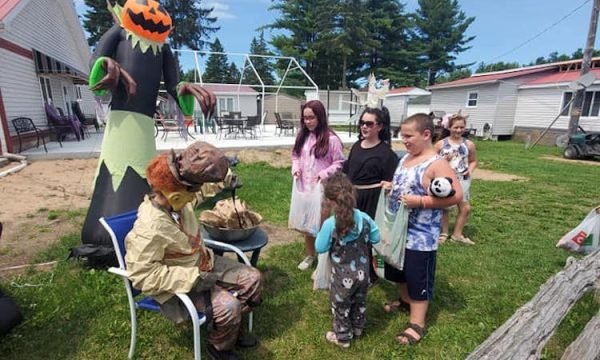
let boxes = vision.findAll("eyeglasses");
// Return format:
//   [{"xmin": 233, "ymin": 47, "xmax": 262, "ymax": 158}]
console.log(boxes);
[{"xmin": 359, "ymin": 120, "xmax": 376, "ymax": 128}]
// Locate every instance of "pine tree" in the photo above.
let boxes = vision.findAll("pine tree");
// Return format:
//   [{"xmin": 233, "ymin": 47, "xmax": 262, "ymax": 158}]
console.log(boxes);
[
  {"xmin": 82, "ymin": 0, "xmax": 121, "ymax": 47},
  {"xmin": 162, "ymin": 0, "xmax": 219, "ymax": 51},
  {"xmin": 203, "ymin": 39, "xmax": 229, "ymax": 83},
  {"xmin": 357, "ymin": 0, "xmax": 418, "ymax": 87},
  {"xmin": 413, "ymin": 0, "xmax": 475, "ymax": 85},
  {"xmin": 268, "ymin": 0, "xmax": 342, "ymax": 89},
  {"xmin": 244, "ymin": 32, "xmax": 275, "ymax": 88},
  {"xmin": 226, "ymin": 63, "xmax": 241, "ymax": 83}
]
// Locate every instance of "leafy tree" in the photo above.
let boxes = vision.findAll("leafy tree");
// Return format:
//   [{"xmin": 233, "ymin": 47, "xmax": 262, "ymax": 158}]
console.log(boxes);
[
  {"xmin": 244, "ymin": 32, "xmax": 276, "ymax": 87},
  {"xmin": 203, "ymin": 39, "xmax": 229, "ymax": 83},
  {"xmin": 82, "ymin": 0, "xmax": 122, "ymax": 47},
  {"xmin": 436, "ymin": 68, "xmax": 472, "ymax": 83},
  {"xmin": 413, "ymin": 0, "xmax": 475, "ymax": 85},
  {"xmin": 475, "ymin": 61, "xmax": 520, "ymax": 73}
]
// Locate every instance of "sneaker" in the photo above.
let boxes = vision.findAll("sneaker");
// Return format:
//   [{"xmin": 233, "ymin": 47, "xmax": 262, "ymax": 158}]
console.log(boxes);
[
  {"xmin": 451, "ymin": 235, "xmax": 475, "ymax": 245},
  {"xmin": 297, "ymin": 256, "xmax": 315, "ymax": 271},
  {"xmin": 326, "ymin": 331, "xmax": 350, "ymax": 348},
  {"xmin": 353, "ymin": 328, "xmax": 364, "ymax": 338}
]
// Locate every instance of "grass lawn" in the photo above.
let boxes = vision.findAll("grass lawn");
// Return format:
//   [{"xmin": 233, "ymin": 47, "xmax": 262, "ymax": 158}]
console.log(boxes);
[{"xmin": 1, "ymin": 141, "xmax": 599, "ymax": 359}]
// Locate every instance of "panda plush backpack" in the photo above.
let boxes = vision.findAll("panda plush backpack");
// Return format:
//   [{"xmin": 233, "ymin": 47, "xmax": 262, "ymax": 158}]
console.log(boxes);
[{"xmin": 429, "ymin": 177, "xmax": 455, "ymax": 198}]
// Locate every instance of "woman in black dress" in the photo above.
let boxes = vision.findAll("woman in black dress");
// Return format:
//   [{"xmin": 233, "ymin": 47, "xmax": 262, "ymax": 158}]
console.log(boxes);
[
  {"xmin": 343, "ymin": 107, "xmax": 398, "ymax": 218},
  {"xmin": 343, "ymin": 107, "xmax": 399, "ymax": 284}
]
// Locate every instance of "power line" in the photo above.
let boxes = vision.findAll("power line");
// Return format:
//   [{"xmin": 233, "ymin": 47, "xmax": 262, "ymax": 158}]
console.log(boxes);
[{"xmin": 488, "ymin": 0, "xmax": 592, "ymax": 63}]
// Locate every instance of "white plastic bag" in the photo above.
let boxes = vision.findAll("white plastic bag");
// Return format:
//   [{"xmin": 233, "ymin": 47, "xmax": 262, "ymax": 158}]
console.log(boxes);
[
  {"xmin": 556, "ymin": 207, "xmax": 600, "ymax": 254},
  {"xmin": 288, "ymin": 178, "xmax": 322, "ymax": 236},
  {"xmin": 312, "ymin": 252, "xmax": 331, "ymax": 290},
  {"xmin": 372, "ymin": 189, "xmax": 409, "ymax": 273}
]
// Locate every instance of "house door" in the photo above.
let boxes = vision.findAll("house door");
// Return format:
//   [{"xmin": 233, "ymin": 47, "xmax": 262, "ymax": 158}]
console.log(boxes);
[{"xmin": 62, "ymin": 82, "xmax": 72, "ymax": 115}]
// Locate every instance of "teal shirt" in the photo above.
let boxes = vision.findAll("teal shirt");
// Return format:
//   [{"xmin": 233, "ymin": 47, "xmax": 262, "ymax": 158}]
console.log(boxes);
[{"xmin": 315, "ymin": 209, "xmax": 380, "ymax": 253}]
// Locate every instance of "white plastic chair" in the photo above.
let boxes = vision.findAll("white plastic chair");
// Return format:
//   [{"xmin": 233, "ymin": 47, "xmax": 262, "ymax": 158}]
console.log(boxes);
[{"xmin": 100, "ymin": 210, "xmax": 253, "ymax": 360}]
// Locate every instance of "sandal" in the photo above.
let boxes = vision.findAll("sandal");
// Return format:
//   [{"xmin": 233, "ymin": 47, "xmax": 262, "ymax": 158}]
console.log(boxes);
[
  {"xmin": 383, "ymin": 299, "xmax": 410, "ymax": 313},
  {"xmin": 396, "ymin": 323, "xmax": 427, "ymax": 345},
  {"xmin": 438, "ymin": 232, "xmax": 449, "ymax": 244},
  {"xmin": 450, "ymin": 234, "xmax": 475, "ymax": 245}
]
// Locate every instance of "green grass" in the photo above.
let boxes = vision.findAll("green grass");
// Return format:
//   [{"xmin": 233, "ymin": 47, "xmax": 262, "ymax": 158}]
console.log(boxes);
[{"xmin": 1, "ymin": 141, "xmax": 599, "ymax": 359}]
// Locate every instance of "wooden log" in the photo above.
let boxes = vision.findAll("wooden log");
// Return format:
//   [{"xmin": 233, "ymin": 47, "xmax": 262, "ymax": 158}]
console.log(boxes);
[
  {"xmin": 561, "ymin": 309, "xmax": 600, "ymax": 360},
  {"xmin": 466, "ymin": 249, "xmax": 600, "ymax": 360}
]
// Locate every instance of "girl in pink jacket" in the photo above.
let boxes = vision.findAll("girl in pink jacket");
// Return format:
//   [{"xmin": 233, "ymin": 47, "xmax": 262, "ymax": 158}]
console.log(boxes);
[{"xmin": 291, "ymin": 100, "xmax": 345, "ymax": 271}]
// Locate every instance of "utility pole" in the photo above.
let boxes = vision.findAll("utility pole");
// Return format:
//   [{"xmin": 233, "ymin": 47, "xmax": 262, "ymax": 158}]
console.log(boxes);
[{"xmin": 568, "ymin": 0, "xmax": 600, "ymax": 137}]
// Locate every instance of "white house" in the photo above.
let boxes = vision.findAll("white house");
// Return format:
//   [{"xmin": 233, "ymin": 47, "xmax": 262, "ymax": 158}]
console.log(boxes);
[
  {"xmin": 427, "ymin": 59, "xmax": 600, "ymax": 142},
  {"xmin": 199, "ymin": 84, "xmax": 259, "ymax": 117},
  {"xmin": 385, "ymin": 87, "xmax": 431, "ymax": 126},
  {"xmin": 0, "ymin": 0, "xmax": 96, "ymax": 154}
]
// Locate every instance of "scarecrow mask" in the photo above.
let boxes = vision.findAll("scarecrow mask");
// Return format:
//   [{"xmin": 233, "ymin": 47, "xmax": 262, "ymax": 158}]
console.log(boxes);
[{"xmin": 121, "ymin": 0, "xmax": 173, "ymax": 43}]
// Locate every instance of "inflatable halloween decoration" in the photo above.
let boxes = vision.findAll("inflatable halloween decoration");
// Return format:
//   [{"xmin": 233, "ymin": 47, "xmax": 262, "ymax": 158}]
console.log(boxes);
[
  {"xmin": 121, "ymin": 0, "xmax": 173, "ymax": 43},
  {"xmin": 80, "ymin": 0, "xmax": 215, "ymax": 256}
]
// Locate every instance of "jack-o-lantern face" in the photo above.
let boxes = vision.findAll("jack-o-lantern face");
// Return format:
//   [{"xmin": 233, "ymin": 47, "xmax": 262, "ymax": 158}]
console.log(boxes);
[{"xmin": 122, "ymin": 0, "xmax": 173, "ymax": 43}]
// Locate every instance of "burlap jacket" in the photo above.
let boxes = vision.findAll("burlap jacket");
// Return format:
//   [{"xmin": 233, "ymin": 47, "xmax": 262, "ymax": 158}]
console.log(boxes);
[{"xmin": 125, "ymin": 196, "xmax": 215, "ymax": 304}]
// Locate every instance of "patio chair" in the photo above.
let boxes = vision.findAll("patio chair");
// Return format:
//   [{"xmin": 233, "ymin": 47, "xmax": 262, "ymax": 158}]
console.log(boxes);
[
  {"xmin": 71, "ymin": 101, "xmax": 100, "ymax": 132},
  {"xmin": 100, "ymin": 210, "xmax": 254, "ymax": 360},
  {"xmin": 274, "ymin": 112, "xmax": 295, "ymax": 136},
  {"xmin": 11, "ymin": 117, "xmax": 50, "ymax": 153},
  {"xmin": 44, "ymin": 103, "xmax": 81, "ymax": 142},
  {"xmin": 56, "ymin": 107, "xmax": 86, "ymax": 139},
  {"xmin": 244, "ymin": 115, "xmax": 260, "ymax": 139}
]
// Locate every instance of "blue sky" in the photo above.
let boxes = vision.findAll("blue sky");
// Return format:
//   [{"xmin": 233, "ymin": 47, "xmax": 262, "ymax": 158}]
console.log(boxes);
[{"xmin": 75, "ymin": 0, "xmax": 598, "ymax": 70}]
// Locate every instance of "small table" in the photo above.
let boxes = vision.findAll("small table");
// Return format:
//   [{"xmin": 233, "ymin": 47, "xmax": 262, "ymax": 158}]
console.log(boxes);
[{"xmin": 203, "ymin": 228, "xmax": 268, "ymax": 267}]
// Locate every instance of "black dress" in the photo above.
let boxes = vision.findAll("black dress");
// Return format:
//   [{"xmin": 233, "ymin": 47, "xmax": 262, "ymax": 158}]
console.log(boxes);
[{"xmin": 343, "ymin": 141, "xmax": 399, "ymax": 218}]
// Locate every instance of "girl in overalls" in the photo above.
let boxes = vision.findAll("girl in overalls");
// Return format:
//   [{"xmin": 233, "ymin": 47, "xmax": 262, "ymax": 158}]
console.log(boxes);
[
  {"xmin": 315, "ymin": 173, "xmax": 380, "ymax": 348},
  {"xmin": 435, "ymin": 113, "xmax": 478, "ymax": 245}
]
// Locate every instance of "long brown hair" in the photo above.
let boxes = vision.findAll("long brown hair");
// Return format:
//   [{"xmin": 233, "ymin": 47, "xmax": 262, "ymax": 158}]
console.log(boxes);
[
  {"xmin": 323, "ymin": 173, "xmax": 356, "ymax": 237},
  {"xmin": 292, "ymin": 100, "xmax": 337, "ymax": 158}
]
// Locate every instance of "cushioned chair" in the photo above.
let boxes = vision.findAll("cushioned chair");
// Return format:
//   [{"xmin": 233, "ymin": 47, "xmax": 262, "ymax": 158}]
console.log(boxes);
[
  {"xmin": 56, "ymin": 107, "xmax": 86, "ymax": 139},
  {"xmin": 44, "ymin": 103, "xmax": 81, "ymax": 142},
  {"xmin": 100, "ymin": 210, "xmax": 253, "ymax": 360},
  {"xmin": 71, "ymin": 101, "xmax": 100, "ymax": 132}
]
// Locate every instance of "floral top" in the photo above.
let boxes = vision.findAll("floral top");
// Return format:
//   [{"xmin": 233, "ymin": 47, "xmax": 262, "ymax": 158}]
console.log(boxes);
[
  {"xmin": 388, "ymin": 154, "xmax": 442, "ymax": 251},
  {"xmin": 440, "ymin": 138, "xmax": 469, "ymax": 176},
  {"xmin": 291, "ymin": 131, "xmax": 345, "ymax": 191}
]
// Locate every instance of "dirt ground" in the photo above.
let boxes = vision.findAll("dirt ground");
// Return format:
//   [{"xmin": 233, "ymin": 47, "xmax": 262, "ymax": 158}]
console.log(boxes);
[{"xmin": 0, "ymin": 146, "xmax": 525, "ymax": 273}]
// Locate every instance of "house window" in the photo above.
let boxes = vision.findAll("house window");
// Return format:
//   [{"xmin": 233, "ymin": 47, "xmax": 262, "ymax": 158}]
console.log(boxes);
[
  {"xmin": 39, "ymin": 77, "xmax": 53, "ymax": 104},
  {"xmin": 466, "ymin": 92, "xmax": 478, "ymax": 107},
  {"xmin": 218, "ymin": 97, "xmax": 234, "ymax": 115},
  {"xmin": 561, "ymin": 91, "xmax": 600, "ymax": 117},
  {"xmin": 75, "ymin": 85, "xmax": 83, "ymax": 100}
]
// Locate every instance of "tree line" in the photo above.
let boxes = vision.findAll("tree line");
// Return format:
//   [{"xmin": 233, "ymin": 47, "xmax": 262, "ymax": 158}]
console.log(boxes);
[{"xmin": 81, "ymin": 1, "xmax": 591, "ymax": 91}]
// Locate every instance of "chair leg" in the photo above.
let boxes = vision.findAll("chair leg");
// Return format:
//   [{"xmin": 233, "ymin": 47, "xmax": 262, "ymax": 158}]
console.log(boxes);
[
  {"xmin": 17, "ymin": 135, "xmax": 22, "ymax": 153},
  {"xmin": 124, "ymin": 282, "xmax": 138, "ymax": 360},
  {"xmin": 41, "ymin": 135, "xmax": 47, "ymax": 153}
]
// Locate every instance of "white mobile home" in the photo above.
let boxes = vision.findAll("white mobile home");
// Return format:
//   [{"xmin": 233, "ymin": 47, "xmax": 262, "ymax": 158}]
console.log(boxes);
[
  {"xmin": 428, "ymin": 59, "xmax": 600, "ymax": 142},
  {"xmin": 0, "ymin": 0, "xmax": 95, "ymax": 154}
]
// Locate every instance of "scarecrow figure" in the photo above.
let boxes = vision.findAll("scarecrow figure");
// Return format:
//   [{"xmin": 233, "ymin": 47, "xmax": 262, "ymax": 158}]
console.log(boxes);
[{"xmin": 80, "ymin": 0, "xmax": 215, "ymax": 251}]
